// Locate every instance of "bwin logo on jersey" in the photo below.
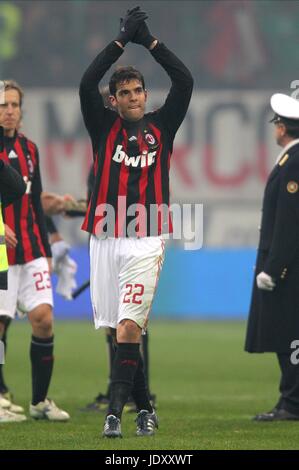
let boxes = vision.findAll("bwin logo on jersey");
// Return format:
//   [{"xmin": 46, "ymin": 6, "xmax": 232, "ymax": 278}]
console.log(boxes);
[{"xmin": 112, "ymin": 145, "xmax": 156, "ymax": 168}]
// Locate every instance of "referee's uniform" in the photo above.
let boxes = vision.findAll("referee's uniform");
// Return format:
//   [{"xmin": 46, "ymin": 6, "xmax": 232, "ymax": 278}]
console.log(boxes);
[{"xmin": 245, "ymin": 93, "xmax": 299, "ymax": 421}]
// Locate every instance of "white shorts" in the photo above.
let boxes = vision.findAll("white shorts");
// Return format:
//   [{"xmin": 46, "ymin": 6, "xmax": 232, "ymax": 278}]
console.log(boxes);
[
  {"xmin": 0, "ymin": 257, "xmax": 53, "ymax": 319},
  {"xmin": 90, "ymin": 236, "xmax": 165, "ymax": 330}
]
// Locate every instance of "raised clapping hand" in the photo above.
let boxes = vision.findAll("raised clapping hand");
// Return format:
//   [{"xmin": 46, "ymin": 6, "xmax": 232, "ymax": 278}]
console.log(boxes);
[
  {"xmin": 131, "ymin": 19, "xmax": 156, "ymax": 49},
  {"xmin": 116, "ymin": 6, "xmax": 148, "ymax": 47}
]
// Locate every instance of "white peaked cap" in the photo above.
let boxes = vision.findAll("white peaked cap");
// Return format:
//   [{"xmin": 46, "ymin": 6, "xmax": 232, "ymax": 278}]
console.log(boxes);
[{"xmin": 270, "ymin": 93, "xmax": 299, "ymax": 120}]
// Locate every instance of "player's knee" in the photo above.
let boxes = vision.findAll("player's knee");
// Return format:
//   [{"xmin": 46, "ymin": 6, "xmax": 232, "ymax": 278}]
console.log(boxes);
[
  {"xmin": 117, "ymin": 319, "xmax": 141, "ymax": 342},
  {"xmin": 32, "ymin": 318, "xmax": 53, "ymax": 337},
  {"xmin": 120, "ymin": 318, "xmax": 139, "ymax": 331},
  {"xmin": 30, "ymin": 305, "xmax": 53, "ymax": 337}
]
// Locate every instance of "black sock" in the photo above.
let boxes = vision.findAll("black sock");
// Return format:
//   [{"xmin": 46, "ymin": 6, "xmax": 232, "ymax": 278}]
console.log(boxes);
[
  {"xmin": 107, "ymin": 343, "xmax": 139, "ymax": 419},
  {"xmin": 30, "ymin": 335, "xmax": 54, "ymax": 405},
  {"xmin": 106, "ymin": 334, "xmax": 116, "ymax": 398},
  {"xmin": 132, "ymin": 352, "xmax": 153, "ymax": 413},
  {"xmin": 141, "ymin": 331, "xmax": 150, "ymax": 393},
  {"xmin": 0, "ymin": 318, "xmax": 11, "ymax": 394}
]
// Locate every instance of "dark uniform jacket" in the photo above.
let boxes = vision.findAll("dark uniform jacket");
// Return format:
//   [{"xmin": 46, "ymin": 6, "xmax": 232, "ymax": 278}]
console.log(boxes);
[{"xmin": 245, "ymin": 139, "xmax": 299, "ymax": 353}]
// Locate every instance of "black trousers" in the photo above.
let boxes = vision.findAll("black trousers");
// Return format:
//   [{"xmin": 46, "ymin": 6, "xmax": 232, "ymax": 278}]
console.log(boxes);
[{"xmin": 277, "ymin": 353, "xmax": 299, "ymax": 415}]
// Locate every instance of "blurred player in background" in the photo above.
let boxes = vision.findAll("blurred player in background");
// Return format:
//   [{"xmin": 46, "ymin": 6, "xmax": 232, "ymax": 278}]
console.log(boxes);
[
  {"xmin": 0, "ymin": 191, "xmax": 78, "ymax": 417},
  {"xmin": 41, "ymin": 191, "xmax": 76, "ymax": 216},
  {"xmin": 44, "ymin": 214, "xmax": 78, "ymax": 302},
  {"xmin": 245, "ymin": 93, "xmax": 299, "ymax": 421},
  {"xmin": 41, "ymin": 191, "xmax": 80, "ymax": 301},
  {"xmin": 80, "ymin": 7, "xmax": 193, "ymax": 437},
  {"xmin": 0, "ymin": 80, "xmax": 70, "ymax": 422}
]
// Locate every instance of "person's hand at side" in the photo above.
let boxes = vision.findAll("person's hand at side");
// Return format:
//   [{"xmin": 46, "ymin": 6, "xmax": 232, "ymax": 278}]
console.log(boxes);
[
  {"xmin": 256, "ymin": 271, "xmax": 276, "ymax": 291},
  {"xmin": 4, "ymin": 224, "xmax": 17, "ymax": 248}
]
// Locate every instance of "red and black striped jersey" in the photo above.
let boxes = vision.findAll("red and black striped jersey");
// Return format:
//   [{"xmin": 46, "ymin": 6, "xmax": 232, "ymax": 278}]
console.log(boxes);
[
  {"xmin": 0, "ymin": 132, "xmax": 51, "ymax": 265},
  {"xmin": 80, "ymin": 41, "xmax": 193, "ymax": 237}
]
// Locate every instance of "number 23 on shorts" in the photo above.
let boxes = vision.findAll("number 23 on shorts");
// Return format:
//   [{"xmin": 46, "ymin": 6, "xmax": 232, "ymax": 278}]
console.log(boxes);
[{"xmin": 33, "ymin": 271, "xmax": 51, "ymax": 291}]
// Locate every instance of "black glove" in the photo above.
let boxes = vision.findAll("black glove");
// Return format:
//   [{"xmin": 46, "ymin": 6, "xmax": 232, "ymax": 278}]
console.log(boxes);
[
  {"xmin": 132, "ymin": 21, "xmax": 156, "ymax": 49},
  {"xmin": 116, "ymin": 6, "xmax": 148, "ymax": 47}
]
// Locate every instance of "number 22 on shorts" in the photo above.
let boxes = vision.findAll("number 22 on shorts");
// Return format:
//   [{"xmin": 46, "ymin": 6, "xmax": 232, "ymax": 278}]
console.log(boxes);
[{"xmin": 123, "ymin": 283, "xmax": 144, "ymax": 305}]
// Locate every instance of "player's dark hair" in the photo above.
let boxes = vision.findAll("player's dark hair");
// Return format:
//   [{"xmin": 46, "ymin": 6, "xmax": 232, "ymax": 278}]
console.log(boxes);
[{"xmin": 109, "ymin": 66, "xmax": 145, "ymax": 96}]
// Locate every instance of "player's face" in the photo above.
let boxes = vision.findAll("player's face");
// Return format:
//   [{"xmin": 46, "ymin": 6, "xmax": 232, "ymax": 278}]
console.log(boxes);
[
  {"xmin": 0, "ymin": 89, "xmax": 22, "ymax": 137},
  {"xmin": 110, "ymin": 79, "xmax": 147, "ymax": 121}
]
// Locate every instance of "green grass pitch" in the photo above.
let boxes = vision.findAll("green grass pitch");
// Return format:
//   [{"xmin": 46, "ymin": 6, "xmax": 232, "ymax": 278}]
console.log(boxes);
[{"xmin": 0, "ymin": 320, "xmax": 298, "ymax": 450}]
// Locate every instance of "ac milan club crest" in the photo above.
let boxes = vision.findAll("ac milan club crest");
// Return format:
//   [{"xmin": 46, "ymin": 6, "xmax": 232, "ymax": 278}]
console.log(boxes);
[{"xmin": 145, "ymin": 133, "xmax": 155, "ymax": 145}]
